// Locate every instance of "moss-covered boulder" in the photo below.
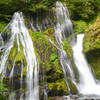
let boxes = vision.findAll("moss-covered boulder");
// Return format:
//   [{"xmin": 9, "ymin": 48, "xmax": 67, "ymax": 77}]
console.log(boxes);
[
  {"xmin": 73, "ymin": 20, "xmax": 88, "ymax": 34},
  {"xmin": 84, "ymin": 16, "xmax": 100, "ymax": 79}
]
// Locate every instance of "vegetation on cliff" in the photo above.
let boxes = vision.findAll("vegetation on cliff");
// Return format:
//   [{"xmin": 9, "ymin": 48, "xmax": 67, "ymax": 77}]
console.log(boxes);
[
  {"xmin": 66, "ymin": 0, "xmax": 100, "ymax": 21},
  {"xmin": 84, "ymin": 15, "xmax": 100, "ymax": 79},
  {"xmin": 29, "ymin": 29, "xmax": 77, "ymax": 98},
  {"xmin": 0, "ymin": 0, "xmax": 100, "ymax": 22}
]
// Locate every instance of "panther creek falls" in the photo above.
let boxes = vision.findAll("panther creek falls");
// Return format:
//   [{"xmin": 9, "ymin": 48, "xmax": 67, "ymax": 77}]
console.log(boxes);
[{"xmin": 0, "ymin": 1, "xmax": 100, "ymax": 100}]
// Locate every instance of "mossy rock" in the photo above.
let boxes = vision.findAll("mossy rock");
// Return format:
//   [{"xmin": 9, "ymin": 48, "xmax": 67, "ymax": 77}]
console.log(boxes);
[
  {"xmin": 52, "ymin": 7, "xmax": 56, "ymax": 23},
  {"xmin": 63, "ymin": 41, "xmax": 73, "ymax": 60},
  {"xmin": 48, "ymin": 79, "xmax": 68, "ymax": 97},
  {"xmin": 84, "ymin": 16, "xmax": 100, "ymax": 80},
  {"xmin": 84, "ymin": 16, "xmax": 100, "ymax": 53},
  {"xmin": 85, "ymin": 49, "xmax": 100, "ymax": 80},
  {"xmin": 0, "ymin": 21, "xmax": 7, "ymax": 32},
  {"xmin": 67, "ymin": 77, "xmax": 77, "ymax": 94},
  {"xmin": 44, "ymin": 27, "xmax": 54, "ymax": 36},
  {"xmin": 73, "ymin": 20, "xmax": 88, "ymax": 34},
  {"xmin": 8, "ymin": 38, "xmax": 27, "ymax": 77}
]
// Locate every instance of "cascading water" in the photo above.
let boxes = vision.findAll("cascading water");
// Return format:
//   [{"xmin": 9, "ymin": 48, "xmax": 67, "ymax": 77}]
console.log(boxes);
[
  {"xmin": 72, "ymin": 34, "xmax": 100, "ymax": 95},
  {"xmin": 0, "ymin": 12, "xmax": 39, "ymax": 100},
  {"xmin": 55, "ymin": 2, "xmax": 73, "ymax": 41},
  {"xmin": 55, "ymin": 2, "xmax": 76, "ymax": 93}
]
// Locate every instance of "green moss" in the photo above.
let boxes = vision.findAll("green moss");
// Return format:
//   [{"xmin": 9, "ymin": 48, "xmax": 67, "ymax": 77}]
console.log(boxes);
[
  {"xmin": 74, "ymin": 20, "xmax": 88, "ymax": 34},
  {"xmin": 48, "ymin": 79, "xmax": 68, "ymax": 96},
  {"xmin": 23, "ymin": 65, "xmax": 27, "ymax": 76},
  {"xmin": 19, "ymin": 88, "xmax": 25, "ymax": 93},
  {"xmin": 0, "ymin": 80, "xmax": 9, "ymax": 100},
  {"xmin": 9, "ymin": 40, "xmax": 17, "ymax": 64},
  {"xmin": 44, "ymin": 27, "xmax": 54, "ymax": 36},
  {"xmin": 29, "ymin": 27, "xmax": 78, "ymax": 98},
  {"xmin": 49, "ymin": 53, "xmax": 62, "ymax": 75},
  {"xmin": 8, "ymin": 65, "xmax": 11, "ymax": 71},
  {"xmin": 0, "ymin": 21, "xmax": 7, "ymax": 32},
  {"xmin": 52, "ymin": 7, "xmax": 56, "ymax": 23},
  {"xmin": 84, "ymin": 16, "xmax": 100, "ymax": 52},
  {"xmin": 48, "ymin": 97, "xmax": 53, "ymax": 100},
  {"xmin": 8, "ymin": 38, "xmax": 27, "ymax": 76},
  {"xmin": 84, "ymin": 16, "xmax": 100, "ymax": 79},
  {"xmin": 66, "ymin": 34, "xmax": 73, "ymax": 43},
  {"xmin": 9, "ymin": 45, "xmax": 22, "ymax": 64},
  {"xmin": 63, "ymin": 41, "xmax": 73, "ymax": 60},
  {"xmin": 85, "ymin": 49, "xmax": 100, "ymax": 79},
  {"xmin": 9, "ymin": 92, "xmax": 16, "ymax": 98},
  {"xmin": 29, "ymin": 28, "xmax": 70, "ymax": 97},
  {"xmin": 50, "ymin": 53, "xmax": 58, "ymax": 62},
  {"xmin": 67, "ymin": 77, "xmax": 77, "ymax": 94}
]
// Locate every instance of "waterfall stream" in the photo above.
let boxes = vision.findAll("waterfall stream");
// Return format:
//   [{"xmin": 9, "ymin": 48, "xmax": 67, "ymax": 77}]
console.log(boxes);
[
  {"xmin": 55, "ymin": 2, "xmax": 100, "ymax": 98},
  {"xmin": 55, "ymin": 2, "xmax": 76, "ymax": 93},
  {"xmin": 72, "ymin": 34, "xmax": 100, "ymax": 95},
  {"xmin": 0, "ymin": 12, "xmax": 39, "ymax": 100}
]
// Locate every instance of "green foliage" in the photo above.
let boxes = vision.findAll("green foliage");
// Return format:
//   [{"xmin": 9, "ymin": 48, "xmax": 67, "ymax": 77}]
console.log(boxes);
[
  {"xmin": 0, "ymin": 80, "xmax": 8, "ymax": 100},
  {"xmin": 47, "ymin": 79, "xmax": 68, "ymax": 96},
  {"xmin": 29, "ymin": 28, "xmax": 75, "ymax": 97},
  {"xmin": 84, "ymin": 16, "xmax": 100, "ymax": 53},
  {"xmin": 0, "ymin": 21, "xmax": 7, "ymax": 32},
  {"xmin": 44, "ymin": 27, "xmax": 54, "ymax": 35},
  {"xmin": 8, "ymin": 38, "xmax": 27, "ymax": 76},
  {"xmin": 0, "ymin": 0, "xmax": 59, "ymax": 22},
  {"xmin": 74, "ymin": 20, "xmax": 88, "ymax": 34},
  {"xmin": 84, "ymin": 15, "xmax": 100, "ymax": 80},
  {"xmin": 29, "ymin": 29, "xmax": 63, "ymax": 76},
  {"xmin": 63, "ymin": 41, "xmax": 73, "ymax": 60},
  {"xmin": 50, "ymin": 53, "xmax": 62, "ymax": 74},
  {"xmin": 50, "ymin": 53, "xmax": 58, "ymax": 62},
  {"xmin": 65, "ymin": 0, "xmax": 100, "ymax": 21},
  {"xmin": 67, "ymin": 77, "xmax": 77, "ymax": 94},
  {"xmin": 0, "ymin": 0, "xmax": 99, "ymax": 23},
  {"xmin": 85, "ymin": 49, "xmax": 100, "ymax": 80}
]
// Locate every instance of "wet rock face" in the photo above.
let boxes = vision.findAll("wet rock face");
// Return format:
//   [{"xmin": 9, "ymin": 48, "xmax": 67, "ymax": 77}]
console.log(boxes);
[{"xmin": 28, "ymin": 9, "xmax": 54, "ymax": 32}]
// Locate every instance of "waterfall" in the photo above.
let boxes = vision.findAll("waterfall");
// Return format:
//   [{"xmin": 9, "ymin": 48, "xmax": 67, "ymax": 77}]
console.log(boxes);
[
  {"xmin": 55, "ymin": 1, "xmax": 100, "ymax": 97},
  {"xmin": 55, "ymin": 2, "xmax": 73, "ymax": 42},
  {"xmin": 0, "ymin": 12, "xmax": 39, "ymax": 100},
  {"xmin": 72, "ymin": 34, "xmax": 100, "ymax": 95},
  {"xmin": 55, "ymin": 2, "xmax": 76, "ymax": 93}
]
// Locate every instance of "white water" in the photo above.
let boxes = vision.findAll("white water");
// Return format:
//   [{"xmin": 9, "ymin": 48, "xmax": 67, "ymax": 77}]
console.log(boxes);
[
  {"xmin": 11, "ymin": 12, "xmax": 39, "ymax": 100},
  {"xmin": 55, "ymin": 2, "xmax": 73, "ymax": 45},
  {"xmin": 0, "ymin": 12, "xmax": 39, "ymax": 100},
  {"xmin": 72, "ymin": 34, "xmax": 100, "ymax": 95},
  {"xmin": 55, "ymin": 2, "xmax": 76, "ymax": 92}
]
